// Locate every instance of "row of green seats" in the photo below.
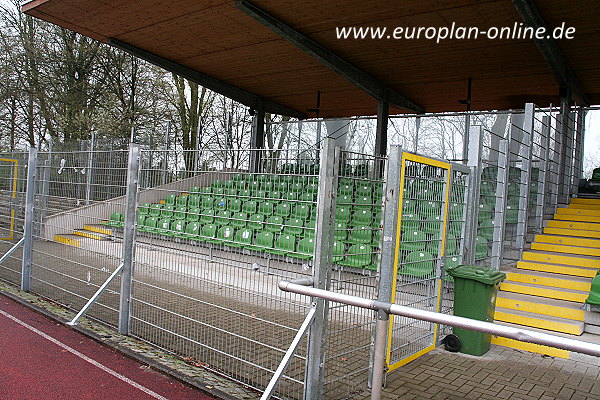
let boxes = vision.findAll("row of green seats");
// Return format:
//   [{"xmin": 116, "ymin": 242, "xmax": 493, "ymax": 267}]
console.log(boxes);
[{"xmin": 400, "ymin": 230, "xmax": 461, "ymax": 254}]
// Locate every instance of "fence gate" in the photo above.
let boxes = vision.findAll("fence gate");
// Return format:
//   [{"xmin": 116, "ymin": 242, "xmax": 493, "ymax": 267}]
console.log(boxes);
[
  {"xmin": 0, "ymin": 158, "xmax": 19, "ymax": 241},
  {"xmin": 385, "ymin": 152, "xmax": 453, "ymax": 371}
]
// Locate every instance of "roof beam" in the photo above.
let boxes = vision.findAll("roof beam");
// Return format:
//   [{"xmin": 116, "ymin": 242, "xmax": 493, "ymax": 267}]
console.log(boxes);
[
  {"xmin": 236, "ymin": 0, "xmax": 425, "ymax": 114},
  {"xmin": 511, "ymin": 0, "xmax": 588, "ymax": 105},
  {"xmin": 108, "ymin": 39, "xmax": 307, "ymax": 119}
]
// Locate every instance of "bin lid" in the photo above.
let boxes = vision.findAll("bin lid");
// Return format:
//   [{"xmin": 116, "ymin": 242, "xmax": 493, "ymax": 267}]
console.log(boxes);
[{"xmin": 447, "ymin": 265, "xmax": 506, "ymax": 285}]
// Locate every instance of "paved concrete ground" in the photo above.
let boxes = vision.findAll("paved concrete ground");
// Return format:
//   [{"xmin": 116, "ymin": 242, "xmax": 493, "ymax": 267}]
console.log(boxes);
[{"xmin": 358, "ymin": 345, "xmax": 600, "ymax": 400}]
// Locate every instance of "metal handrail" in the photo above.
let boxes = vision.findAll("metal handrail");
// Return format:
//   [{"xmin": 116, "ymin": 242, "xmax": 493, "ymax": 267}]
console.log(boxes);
[{"xmin": 278, "ymin": 279, "xmax": 600, "ymax": 400}]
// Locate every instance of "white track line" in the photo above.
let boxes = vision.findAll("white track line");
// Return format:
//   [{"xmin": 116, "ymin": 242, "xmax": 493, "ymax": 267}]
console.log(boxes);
[{"xmin": 0, "ymin": 309, "xmax": 169, "ymax": 400}]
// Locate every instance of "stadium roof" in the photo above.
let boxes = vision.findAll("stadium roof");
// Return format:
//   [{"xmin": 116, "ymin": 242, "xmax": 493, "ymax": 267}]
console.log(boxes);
[{"xmin": 22, "ymin": 0, "xmax": 600, "ymax": 118}]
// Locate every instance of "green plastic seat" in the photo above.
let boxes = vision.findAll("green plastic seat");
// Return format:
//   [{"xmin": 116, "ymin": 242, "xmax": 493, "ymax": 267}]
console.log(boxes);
[
  {"xmin": 275, "ymin": 203, "xmax": 291, "ymax": 218},
  {"xmin": 201, "ymin": 195, "xmax": 214, "ymax": 210},
  {"xmin": 265, "ymin": 215, "xmax": 283, "ymax": 233},
  {"xmin": 201, "ymin": 223, "xmax": 218, "ymax": 243},
  {"xmin": 242, "ymin": 200, "xmax": 258, "ymax": 214},
  {"xmin": 419, "ymin": 201, "xmax": 441, "ymax": 217},
  {"xmin": 443, "ymin": 235, "xmax": 459, "ymax": 256},
  {"xmin": 173, "ymin": 206, "xmax": 187, "ymax": 220},
  {"xmin": 235, "ymin": 180, "xmax": 247, "ymax": 190},
  {"xmin": 176, "ymin": 195, "xmax": 188, "ymax": 207},
  {"xmin": 224, "ymin": 179, "xmax": 236, "ymax": 189},
  {"xmin": 400, "ymin": 230, "xmax": 427, "ymax": 252},
  {"xmin": 149, "ymin": 204, "xmax": 162, "ymax": 217},
  {"xmin": 507, "ymin": 181, "xmax": 520, "ymax": 197},
  {"xmin": 332, "ymin": 241, "xmax": 346, "ymax": 263},
  {"xmin": 138, "ymin": 203, "xmax": 150, "ymax": 216},
  {"xmin": 282, "ymin": 192, "xmax": 298, "ymax": 202},
  {"xmin": 232, "ymin": 173, "xmax": 244, "ymax": 182},
  {"xmin": 304, "ymin": 219, "xmax": 316, "ymax": 238},
  {"xmin": 480, "ymin": 180, "xmax": 496, "ymax": 196},
  {"xmin": 213, "ymin": 197, "xmax": 227, "ymax": 210},
  {"xmin": 254, "ymin": 231, "xmax": 274, "ymax": 251},
  {"xmin": 248, "ymin": 181, "xmax": 261, "ymax": 192},
  {"xmin": 479, "ymin": 219, "xmax": 495, "ymax": 241},
  {"xmin": 161, "ymin": 205, "xmax": 174, "ymax": 218},
  {"xmin": 338, "ymin": 244, "xmax": 372, "ymax": 269},
  {"xmin": 421, "ymin": 215, "xmax": 442, "ymax": 235},
  {"xmin": 400, "ymin": 213, "xmax": 421, "ymax": 232},
  {"xmin": 186, "ymin": 207, "xmax": 200, "ymax": 222},
  {"xmin": 199, "ymin": 209, "xmax": 215, "ymax": 224},
  {"xmin": 338, "ymin": 195, "xmax": 352, "ymax": 205},
  {"xmin": 171, "ymin": 220, "xmax": 186, "ymax": 238},
  {"xmin": 106, "ymin": 212, "xmax": 124, "ymax": 227},
  {"xmin": 164, "ymin": 194, "xmax": 176, "ymax": 206},
  {"xmin": 233, "ymin": 228, "xmax": 254, "ymax": 249},
  {"xmin": 335, "ymin": 206, "xmax": 352, "ymax": 223},
  {"xmin": 288, "ymin": 182, "xmax": 303, "ymax": 193},
  {"xmin": 448, "ymin": 221, "xmax": 463, "ymax": 236},
  {"xmin": 267, "ymin": 234, "xmax": 296, "ymax": 256},
  {"xmin": 254, "ymin": 189, "xmax": 268, "ymax": 199},
  {"xmin": 187, "ymin": 194, "xmax": 200, "ymax": 208},
  {"xmin": 448, "ymin": 203, "xmax": 464, "ymax": 221},
  {"xmin": 284, "ymin": 218, "xmax": 304, "ymax": 236},
  {"xmin": 225, "ymin": 188, "xmax": 238, "ymax": 197},
  {"xmin": 270, "ymin": 191, "xmax": 283, "ymax": 201},
  {"xmin": 475, "ymin": 236, "xmax": 489, "ymax": 259},
  {"xmin": 296, "ymin": 237, "xmax": 315, "ymax": 260},
  {"xmin": 248, "ymin": 214, "xmax": 265, "ymax": 230},
  {"xmin": 445, "ymin": 255, "xmax": 461, "ymax": 269},
  {"xmin": 228, "ymin": 198, "xmax": 242, "ymax": 213},
  {"xmin": 184, "ymin": 221, "xmax": 201, "ymax": 241},
  {"xmin": 355, "ymin": 183, "xmax": 372, "ymax": 197},
  {"xmin": 215, "ymin": 210, "xmax": 231, "ymax": 226},
  {"xmin": 505, "ymin": 205, "xmax": 519, "ymax": 224},
  {"xmin": 136, "ymin": 214, "xmax": 147, "ymax": 231},
  {"xmin": 338, "ymin": 177, "xmax": 353, "ymax": 187},
  {"xmin": 259, "ymin": 201, "xmax": 275, "ymax": 216},
  {"xmin": 478, "ymin": 203, "xmax": 494, "ymax": 222},
  {"xmin": 213, "ymin": 187, "xmax": 225, "ymax": 196},
  {"xmin": 348, "ymin": 225, "xmax": 372, "ymax": 244},
  {"xmin": 142, "ymin": 216, "xmax": 159, "ymax": 232},
  {"xmin": 351, "ymin": 209, "xmax": 373, "ymax": 225},
  {"xmin": 338, "ymin": 184, "xmax": 354, "ymax": 197},
  {"xmin": 157, "ymin": 218, "xmax": 173, "ymax": 236},
  {"xmin": 211, "ymin": 179, "xmax": 224, "ymax": 189},
  {"xmin": 401, "ymin": 251, "xmax": 435, "ymax": 277},
  {"xmin": 216, "ymin": 225, "xmax": 235, "ymax": 245},
  {"xmin": 292, "ymin": 204, "xmax": 310, "ymax": 220},
  {"xmin": 334, "ymin": 222, "xmax": 348, "ymax": 241},
  {"xmin": 592, "ymin": 168, "xmax": 600, "ymax": 182},
  {"xmin": 355, "ymin": 196, "xmax": 372, "ymax": 207},
  {"xmin": 201, "ymin": 187, "xmax": 212, "ymax": 194},
  {"xmin": 305, "ymin": 183, "xmax": 318, "ymax": 195},
  {"xmin": 189, "ymin": 186, "xmax": 201, "ymax": 195},
  {"xmin": 231, "ymin": 212, "xmax": 247, "ymax": 229},
  {"xmin": 481, "ymin": 166, "xmax": 498, "ymax": 180},
  {"xmin": 260, "ymin": 181, "xmax": 274, "ymax": 191},
  {"xmin": 273, "ymin": 181, "xmax": 288, "ymax": 192},
  {"xmin": 239, "ymin": 189, "xmax": 252, "ymax": 198}
]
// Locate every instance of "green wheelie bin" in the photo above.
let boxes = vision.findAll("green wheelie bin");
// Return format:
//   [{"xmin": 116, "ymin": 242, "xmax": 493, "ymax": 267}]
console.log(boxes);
[{"xmin": 445, "ymin": 265, "xmax": 506, "ymax": 356}]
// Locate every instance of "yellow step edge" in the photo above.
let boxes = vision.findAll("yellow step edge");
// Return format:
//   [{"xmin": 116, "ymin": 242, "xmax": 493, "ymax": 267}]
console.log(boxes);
[
  {"xmin": 73, "ymin": 230, "xmax": 104, "ymax": 240},
  {"xmin": 568, "ymin": 205, "xmax": 600, "ymax": 211},
  {"xmin": 499, "ymin": 282, "xmax": 588, "ymax": 303},
  {"xmin": 83, "ymin": 225, "xmax": 112, "ymax": 236},
  {"xmin": 554, "ymin": 214, "xmax": 600, "ymax": 223},
  {"xmin": 494, "ymin": 311, "xmax": 583, "ymax": 335},
  {"xmin": 531, "ymin": 242, "xmax": 600, "ymax": 257},
  {"xmin": 505, "ymin": 271, "xmax": 591, "ymax": 292},
  {"xmin": 547, "ymin": 220, "xmax": 600, "ymax": 232},
  {"xmin": 571, "ymin": 198, "xmax": 600, "ymax": 205},
  {"xmin": 543, "ymin": 227, "xmax": 600, "ymax": 239},
  {"xmin": 53, "ymin": 235, "xmax": 81, "ymax": 247},
  {"xmin": 534, "ymin": 234, "xmax": 600, "ymax": 249},
  {"xmin": 495, "ymin": 297, "xmax": 585, "ymax": 321},
  {"xmin": 557, "ymin": 208, "xmax": 600, "ymax": 217},
  {"xmin": 516, "ymin": 261, "xmax": 598, "ymax": 278},
  {"xmin": 522, "ymin": 251, "xmax": 600, "ymax": 269},
  {"xmin": 491, "ymin": 336, "xmax": 569, "ymax": 359}
]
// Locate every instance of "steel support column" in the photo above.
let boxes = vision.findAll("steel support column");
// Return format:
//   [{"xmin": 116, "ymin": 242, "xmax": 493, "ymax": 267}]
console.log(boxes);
[
  {"xmin": 491, "ymin": 138, "xmax": 510, "ymax": 270},
  {"xmin": 535, "ymin": 115, "xmax": 551, "ymax": 233},
  {"xmin": 304, "ymin": 137, "xmax": 337, "ymax": 400},
  {"xmin": 21, "ymin": 147, "xmax": 37, "ymax": 292},
  {"xmin": 374, "ymin": 101, "xmax": 389, "ymax": 157},
  {"xmin": 250, "ymin": 109, "xmax": 265, "ymax": 173},
  {"xmin": 465, "ymin": 126, "xmax": 484, "ymax": 265},
  {"xmin": 515, "ymin": 103, "xmax": 535, "ymax": 254},
  {"xmin": 118, "ymin": 144, "xmax": 140, "ymax": 335}
]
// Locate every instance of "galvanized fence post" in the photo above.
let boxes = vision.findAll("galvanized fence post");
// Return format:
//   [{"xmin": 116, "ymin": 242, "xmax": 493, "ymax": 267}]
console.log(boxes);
[
  {"xmin": 304, "ymin": 137, "xmax": 337, "ymax": 400},
  {"xmin": 491, "ymin": 137, "xmax": 509, "ymax": 270},
  {"xmin": 573, "ymin": 108, "xmax": 585, "ymax": 194},
  {"xmin": 21, "ymin": 146, "xmax": 38, "ymax": 292},
  {"xmin": 535, "ymin": 114, "xmax": 551, "ymax": 232},
  {"xmin": 515, "ymin": 103, "xmax": 534, "ymax": 254},
  {"xmin": 464, "ymin": 125, "xmax": 483, "ymax": 265},
  {"xmin": 369, "ymin": 145, "xmax": 401, "ymax": 397},
  {"xmin": 118, "ymin": 144, "xmax": 141, "ymax": 335}
]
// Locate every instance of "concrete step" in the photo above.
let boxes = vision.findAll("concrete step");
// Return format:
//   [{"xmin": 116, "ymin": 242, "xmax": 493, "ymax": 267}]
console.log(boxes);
[
  {"xmin": 547, "ymin": 219, "xmax": 600, "ymax": 232},
  {"xmin": 517, "ymin": 260, "xmax": 598, "ymax": 278},
  {"xmin": 499, "ymin": 280, "xmax": 589, "ymax": 303},
  {"xmin": 554, "ymin": 213, "xmax": 600, "ymax": 223},
  {"xmin": 534, "ymin": 234, "xmax": 600, "ymax": 249},
  {"xmin": 569, "ymin": 203, "xmax": 600, "ymax": 211},
  {"xmin": 490, "ymin": 321, "xmax": 570, "ymax": 359},
  {"xmin": 543, "ymin": 226, "xmax": 600, "ymax": 239},
  {"xmin": 502, "ymin": 267, "xmax": 592, "ymax": 292},
  {"xmin": 496, "ymin": 291, "xmax": 586, "ymax": 321},
  {"xmin": 531, "ymin": 242, "xmax": 600, "ymax": 257},
  {"xmin": 73, "ymin": 229, "xmax": 111, "ymax": 241},
  {"xmin": 571, "ymin": 198, "xmax": 600, "ymax": 205},
  {"xmin": 522, "ymin": 250, "xmax": 600, "ymax": 269},
  {"xmin": 494, "ymin": 307, "xmax": 584, "ymax": 335},
  {"xmin": 557, "ymin": 207, "xmax": 600, "ymax": 217}
]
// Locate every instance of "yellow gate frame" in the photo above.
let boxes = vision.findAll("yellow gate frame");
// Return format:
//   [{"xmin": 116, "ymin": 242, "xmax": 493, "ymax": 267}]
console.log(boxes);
[
  {"xmin": 0, "ymin": 158, "xmax": 19, "ymax": 241},
  {"xmin": 386, "ymin": 152, "xmax": 452, "ymax": 371}
]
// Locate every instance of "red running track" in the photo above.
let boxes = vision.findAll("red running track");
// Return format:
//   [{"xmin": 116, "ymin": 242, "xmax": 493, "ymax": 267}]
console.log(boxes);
[{"xmin": 0, "ymin": 293, "xmax": 215, "ymax": 400}]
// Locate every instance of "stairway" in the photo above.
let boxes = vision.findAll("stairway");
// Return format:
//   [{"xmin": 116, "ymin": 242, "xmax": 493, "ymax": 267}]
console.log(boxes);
[
  {"xmin": 491, "ymin": 197, "xmax": 600, "ymax": 358},
  {"xmin": 54, "ymin": 224, "xmax": 113, "ymax": 247}
]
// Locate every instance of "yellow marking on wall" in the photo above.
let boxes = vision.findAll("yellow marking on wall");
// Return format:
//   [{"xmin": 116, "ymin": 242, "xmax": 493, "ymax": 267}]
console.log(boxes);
[{"xmin": 491, "ymin": 336, "xmax": 569, "ymax": 358}]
